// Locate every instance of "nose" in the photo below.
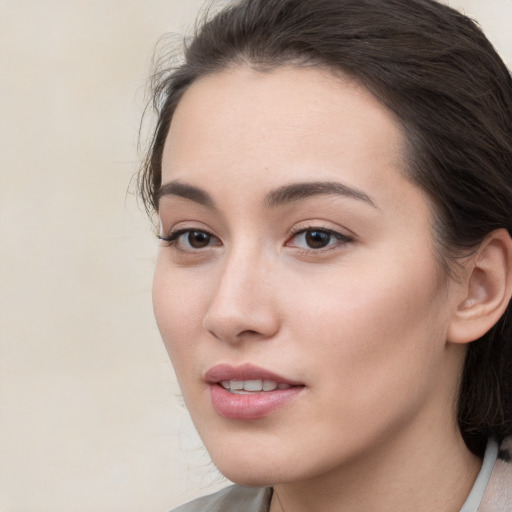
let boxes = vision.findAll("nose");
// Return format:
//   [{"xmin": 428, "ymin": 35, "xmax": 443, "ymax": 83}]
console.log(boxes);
[{"xmin": 202, "ymin": 248, "xmax": 280, "ymax": 344}]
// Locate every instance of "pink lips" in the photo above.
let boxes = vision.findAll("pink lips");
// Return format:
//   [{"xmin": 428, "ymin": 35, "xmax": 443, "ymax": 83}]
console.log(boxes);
[{"xmin": 205, "ymin": 363, "xmax": 304, "ymax": 420}]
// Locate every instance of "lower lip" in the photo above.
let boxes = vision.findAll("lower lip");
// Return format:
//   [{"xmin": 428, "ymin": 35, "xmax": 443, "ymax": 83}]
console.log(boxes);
[{"xmin": 209, "ymin": 384, "xmax": 303, "ymax": 420}]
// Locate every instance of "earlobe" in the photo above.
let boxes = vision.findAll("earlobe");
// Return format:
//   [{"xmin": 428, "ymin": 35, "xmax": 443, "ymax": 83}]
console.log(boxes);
[{"xmin": 448, "ymin": 228, "xmax": 512, "ymax": 344}]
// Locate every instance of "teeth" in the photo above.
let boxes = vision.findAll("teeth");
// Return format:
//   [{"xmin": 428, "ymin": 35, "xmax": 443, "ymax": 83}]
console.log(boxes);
[
  {"xmin": 263, "ymin": 380, "xmax": 278, "ymax": 391},
  {"xmin": 244, "ymin": 379, "xmax": 262, "ymax": 391},
  {"xmin": 230, "ymin": 380, "xmax": 244, "ymax": 390},
  {"xmin": 219, "ymin": 380, "xmax": 287, "ymax": 393}
]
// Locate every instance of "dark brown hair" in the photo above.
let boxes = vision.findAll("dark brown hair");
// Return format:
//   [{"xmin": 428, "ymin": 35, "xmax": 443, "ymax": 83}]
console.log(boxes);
[{"xmin": 139, "ymin": 0, "xmax": 512, "ymax": 455}]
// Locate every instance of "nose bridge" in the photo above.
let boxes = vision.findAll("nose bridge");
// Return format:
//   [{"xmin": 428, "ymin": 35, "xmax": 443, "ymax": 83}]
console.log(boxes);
[
  {"xmin": 219, "ymin": 244, "xmax": 259, "ymax": 299},
  {"xmin": 203, "ymin": 239, "xmax": 279, "ymax": 342}
]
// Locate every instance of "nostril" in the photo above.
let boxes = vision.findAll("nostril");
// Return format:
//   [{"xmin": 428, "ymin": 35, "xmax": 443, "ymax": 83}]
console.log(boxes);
[
  {"xmin": 202, "ymin": 282, "xmax": 280, "ymax": 343},
  {"xmin": 241, "ymin": 329, "xmax": 260, "ymax": 337}
]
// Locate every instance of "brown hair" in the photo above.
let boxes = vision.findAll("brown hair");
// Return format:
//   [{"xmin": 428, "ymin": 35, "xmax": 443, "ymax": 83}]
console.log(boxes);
[{"xmin": 139, "ymin": 0, "xmax": 512, "ymax": 455}]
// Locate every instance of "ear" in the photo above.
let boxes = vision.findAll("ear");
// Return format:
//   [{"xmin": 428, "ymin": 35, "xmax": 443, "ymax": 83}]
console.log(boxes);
[{"xmin": 448, "ymin": 228, "xmax": 512, "ymax": 344}]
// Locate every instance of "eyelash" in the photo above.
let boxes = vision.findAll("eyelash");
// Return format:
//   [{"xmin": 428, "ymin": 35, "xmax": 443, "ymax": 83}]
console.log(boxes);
[{"xmin": 158, "ymin": 226, "xmax": 354, "ymax": 254}]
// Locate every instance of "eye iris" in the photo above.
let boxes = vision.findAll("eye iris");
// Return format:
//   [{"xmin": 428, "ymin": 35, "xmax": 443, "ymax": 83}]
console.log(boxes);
[
  {"xmin": 305, "ymin": 230, "xmax": 331, "ymax": 248},
  {"xmin": 188, "ymin": 231, "xmax": 211, "ymax": 248}
]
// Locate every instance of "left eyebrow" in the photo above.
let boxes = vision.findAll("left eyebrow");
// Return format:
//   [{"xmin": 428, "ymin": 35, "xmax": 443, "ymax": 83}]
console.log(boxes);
[
  {"xmin": 264, "ymin": 181, "xmax": 377, "ymax": 208},
  {"xmin": 156, "ymin": 180, "xmax": 216, "ymax": 209}
]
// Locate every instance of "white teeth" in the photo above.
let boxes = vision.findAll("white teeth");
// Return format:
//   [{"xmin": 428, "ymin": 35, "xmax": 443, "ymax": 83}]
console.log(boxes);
[
  {"xmin": 244, "ymin": 379, "xmax": 262, "ymax": 391},
  {"xmin": 230, "ymin": 380, "xmax": 244, "ymax": 390},
  {"xmin": 219, "ymin": 379, "xmax": 286, "ymax": 393},
  {"xmin": 263, "ymin": 380, "xmax": 278, "ymax": 391}
]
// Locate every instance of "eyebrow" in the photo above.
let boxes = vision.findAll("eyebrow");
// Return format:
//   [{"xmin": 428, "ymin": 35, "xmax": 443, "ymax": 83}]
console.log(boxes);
[
  {"xmin": 157, "ymin": 179, "xmax": 376, "ymax": 209},
  {"xmin": 157, "ymin": 180, "xmax": 215, "ymax": 209},
  {"xmin": 264, "ymin": 181, "xmax": 377, "ymax": 208}
]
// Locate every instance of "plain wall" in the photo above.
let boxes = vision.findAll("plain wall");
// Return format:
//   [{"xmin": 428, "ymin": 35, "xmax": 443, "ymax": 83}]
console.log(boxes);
[{"xmin": 0, "ymin": 1, "xmax": 511, "ymax": 511}]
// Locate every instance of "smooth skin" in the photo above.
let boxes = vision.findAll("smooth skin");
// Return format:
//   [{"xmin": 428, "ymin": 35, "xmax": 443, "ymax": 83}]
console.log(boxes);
[{"xmin": 153, "ymin": 66, "xmax": 512, "ymax": 512}]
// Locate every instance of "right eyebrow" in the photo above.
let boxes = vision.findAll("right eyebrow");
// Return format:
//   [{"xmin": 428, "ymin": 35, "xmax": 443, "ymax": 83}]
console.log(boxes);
[
  {"xmin": 264, "ymin": 181, "xmax": 377, "ymax": 208},
  {"xmin": 156, "ymin": 180, "xmax": 216, "ymax": 209}
]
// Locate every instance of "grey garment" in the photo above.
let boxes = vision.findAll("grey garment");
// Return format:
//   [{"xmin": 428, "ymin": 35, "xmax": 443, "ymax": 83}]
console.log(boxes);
[
  {"xmin": 479, "ymin": 436, "xmax": 512, "ymax": 512},
  {"xmin": 170, "ymin": 485, "xmax": 272, "ymax": 512},
  {"xmin": 170, "ymin": 437, "xmax": 512, "ymax": 512},
  {"xmin": 461, "ymin": 438, "xmax": 499, "ymax": 512}
]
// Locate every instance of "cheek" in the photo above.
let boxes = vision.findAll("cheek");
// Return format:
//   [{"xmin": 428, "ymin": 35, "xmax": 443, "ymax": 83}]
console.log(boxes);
[
  {"xmin": 273, "ymin": 259, "xmax": 451, "ymax": 463},
  {"xmin": 285, "ymin": 255, "xmax": 448, "ymax": 395},
  {"xmin": 152, "ymin": 260, "xmax": 208, "ymax": 373}
]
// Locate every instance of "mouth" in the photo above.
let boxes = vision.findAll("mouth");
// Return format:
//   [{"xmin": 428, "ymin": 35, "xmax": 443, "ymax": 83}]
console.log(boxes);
[
  {"xmin": 205, "ymin": 364, "xmax": 305, "ymax": 419},
  {"xmin": 205, "ymin": 362, "xmax": 303, "ymax": 390},
  {"xmin": 219, "ymin": 379, "xmax": 293, "ymax": 394}
]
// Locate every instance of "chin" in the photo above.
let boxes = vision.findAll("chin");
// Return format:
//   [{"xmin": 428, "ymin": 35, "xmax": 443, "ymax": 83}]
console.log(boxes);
[
  {"xmin": 224, "ymin": 473, "xmax": 274, "ymax": 488},
  {"xmin": 209, "ymin": 443, "xmax": 330, "ymax": 489},
  {"xmin": 207, "ymin": 447, "xmax": 295, "ymax": 488},
  {"xmin": 211, "ymin": 456, "xmax": 278, "ymax": 487}
]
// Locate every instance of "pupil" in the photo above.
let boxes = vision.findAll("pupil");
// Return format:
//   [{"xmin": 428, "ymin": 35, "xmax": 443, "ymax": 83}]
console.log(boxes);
[
  {"xmin": 305, "ymin": 230, "xmax": 330, "ymax": 248},
  {"xmin": 188, "ymin": 231, "xmax": 210, "ymax": 248}
]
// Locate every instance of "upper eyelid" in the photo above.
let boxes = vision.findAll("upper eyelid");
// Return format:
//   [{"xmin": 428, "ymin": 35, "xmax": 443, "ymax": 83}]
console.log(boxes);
[
  {"xmin": 288, "ymin": 222, "xmax": 356, "ymax": 239},
  {"xmin": 291, "ymin": 226, "xmax": 352, "ymax": 237},
  {"xmin": 159, "ymin": 222, "xmax": 216, "ymax": 237}
]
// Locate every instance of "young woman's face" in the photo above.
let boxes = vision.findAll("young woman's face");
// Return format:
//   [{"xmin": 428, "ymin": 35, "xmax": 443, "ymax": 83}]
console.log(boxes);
[{"xmin": 153, "ymin": 66, "xmax": 465, "ymax": 485}]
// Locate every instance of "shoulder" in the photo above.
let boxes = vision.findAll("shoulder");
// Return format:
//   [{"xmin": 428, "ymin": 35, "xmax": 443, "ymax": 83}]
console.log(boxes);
[
  {"xmin": 480, "ymin": 436, "xmax": 512, "ymax": 511},
  {"xmin": 169, "ymin": 485, "xmax": 272, "ymax": 512}
]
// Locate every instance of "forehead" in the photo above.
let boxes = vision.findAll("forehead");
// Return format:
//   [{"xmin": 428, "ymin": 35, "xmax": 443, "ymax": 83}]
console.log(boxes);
[{"xmin": 162, "ymin": 65, "xmax": 412, "ymax": 211}]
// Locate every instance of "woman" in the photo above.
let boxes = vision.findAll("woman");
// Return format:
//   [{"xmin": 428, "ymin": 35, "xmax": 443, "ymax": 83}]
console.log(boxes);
[{"xmin": 139, "ymin": 0, "xmax": 512, "ymax": 510}]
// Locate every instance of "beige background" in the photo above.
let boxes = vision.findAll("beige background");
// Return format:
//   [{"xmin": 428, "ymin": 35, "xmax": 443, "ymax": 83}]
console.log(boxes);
[{"xmin": 0, "ymin": 1, "xmax": 511, "ymax": 511}]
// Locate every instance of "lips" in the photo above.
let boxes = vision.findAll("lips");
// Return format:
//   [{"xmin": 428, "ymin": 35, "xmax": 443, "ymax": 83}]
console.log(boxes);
[{"xmin": 205, "ymin": 363, "xmax": 305, "ymax": 420}]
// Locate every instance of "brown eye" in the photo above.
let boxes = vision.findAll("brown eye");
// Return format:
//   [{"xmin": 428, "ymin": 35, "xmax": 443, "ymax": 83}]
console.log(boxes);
[
  {"xmin": 305, "ymin": 230, "xmax": 332, "ymax": 249},
  {"xmin": 287, "ymin": 228, "xmax": 353, "ymax": 251},
  {"xmin": 159, "ymin": 228, "xmax": 220, "ymax": 250},
  {"xmin": 187, "ymin": 230, "xmax": 212, "ymax": 248}
]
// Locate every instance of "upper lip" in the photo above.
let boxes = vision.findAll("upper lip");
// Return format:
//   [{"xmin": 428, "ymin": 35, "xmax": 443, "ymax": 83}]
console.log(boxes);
[{"xmin": 205, "ymin": 363, "xmax": 304, "ymax": 386}]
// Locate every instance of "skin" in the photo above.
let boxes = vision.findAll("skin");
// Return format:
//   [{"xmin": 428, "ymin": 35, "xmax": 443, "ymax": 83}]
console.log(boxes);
[{"xmin": 153, "ymin": 66, "xmax": 481, "ymax": 512}]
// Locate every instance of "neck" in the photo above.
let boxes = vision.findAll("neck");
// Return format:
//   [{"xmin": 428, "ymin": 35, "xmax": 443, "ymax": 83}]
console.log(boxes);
[{"xmin": 270, "ymin": 418, "xmax": 480, "ymax": 512}]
